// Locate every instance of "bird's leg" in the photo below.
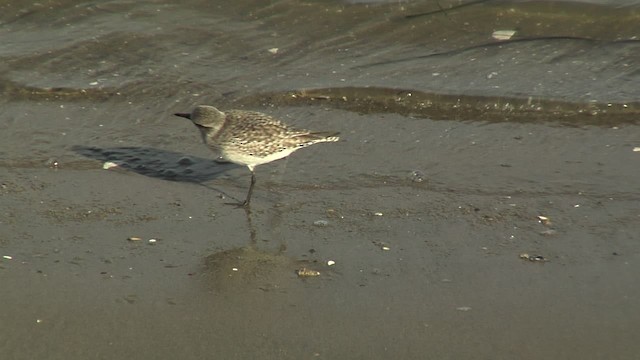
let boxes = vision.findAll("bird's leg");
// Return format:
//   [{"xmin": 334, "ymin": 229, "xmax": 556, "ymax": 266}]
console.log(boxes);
[{"xmin": 242, "ymin": 168, "xmax": 256, "ymax": 207}]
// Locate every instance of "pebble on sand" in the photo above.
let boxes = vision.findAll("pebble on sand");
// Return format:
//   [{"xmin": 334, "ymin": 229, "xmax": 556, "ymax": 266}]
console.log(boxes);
[
  {"xmin": 313, "ymin": 220, "xmax": 329, "ymax": 227},
  {"xmin": 519, "ymin": 253, "xmax": 547, "ymax": 262}
]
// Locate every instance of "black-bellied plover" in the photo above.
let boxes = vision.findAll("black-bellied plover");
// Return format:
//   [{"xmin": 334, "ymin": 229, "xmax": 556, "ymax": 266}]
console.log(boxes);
[{"xmin": 175, "ymin": 105, "xmax": 339, "ymax": 207}]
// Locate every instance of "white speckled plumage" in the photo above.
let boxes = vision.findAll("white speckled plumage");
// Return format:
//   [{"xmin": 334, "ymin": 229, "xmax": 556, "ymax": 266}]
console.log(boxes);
[{"xmin": 175, "ymin": 105, "xmax": 339, "ymax": 206}]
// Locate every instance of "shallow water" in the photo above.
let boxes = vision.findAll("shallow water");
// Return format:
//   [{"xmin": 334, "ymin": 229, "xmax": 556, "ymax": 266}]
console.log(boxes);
[{"xmin": 1, "ymin": 1, "xmax": 639, "ymax": 359}]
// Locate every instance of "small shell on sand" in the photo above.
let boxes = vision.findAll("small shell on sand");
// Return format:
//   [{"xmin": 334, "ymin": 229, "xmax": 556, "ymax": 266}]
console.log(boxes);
[
  {"xmin": 492, "ymin": 30, "xmax": 516, "ymax": 40},
  {"xmin": 103, "ymin": 161, "xmax": 121, "ymax": 170}
]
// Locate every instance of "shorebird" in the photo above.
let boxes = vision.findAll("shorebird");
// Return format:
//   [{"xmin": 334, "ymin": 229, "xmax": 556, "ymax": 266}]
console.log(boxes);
[{"xmin": 175, "ymin": 105, "xmax": 339, "ymax": 206}]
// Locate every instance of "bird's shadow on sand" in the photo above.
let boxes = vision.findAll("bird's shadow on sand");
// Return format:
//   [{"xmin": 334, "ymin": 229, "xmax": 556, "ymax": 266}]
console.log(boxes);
[{"xmin": 72, "ymin": 145, "xmax": 239, "ymax": 185}]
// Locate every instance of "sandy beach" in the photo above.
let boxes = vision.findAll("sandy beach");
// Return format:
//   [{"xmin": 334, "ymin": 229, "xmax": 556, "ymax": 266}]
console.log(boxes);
[{"xmin": 1, "ymin": 1, "xmax": 639, "ymax": 359}]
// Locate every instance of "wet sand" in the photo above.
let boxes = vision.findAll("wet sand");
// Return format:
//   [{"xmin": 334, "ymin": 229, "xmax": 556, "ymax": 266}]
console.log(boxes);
[{"xmin": 1, "ymin": 1, "xmax": 639, "ymax": 359}]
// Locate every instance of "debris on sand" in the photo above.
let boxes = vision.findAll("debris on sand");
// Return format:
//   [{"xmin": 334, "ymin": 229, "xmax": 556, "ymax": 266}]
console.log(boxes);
[
  {"xmin": 492, "ymin": 30, "xmax": 516, "ymax": 40},
  {"xmin": 519, "ymin": 253, "xmax": 547, "ymax": 262},
  {"xmin": 313, "ymin": 220, "xmax": 329, "ymax": 227},
  {"xmin": 537, "ymin": 215, "xmax": 552, "ymax": 226},
  {"xmin": 296, "ymin": 267, "xmax": 320, "ymax": 277},
  {"xmin": 103, "ymin": 161, "xmax": 121, "ymax": 170}
]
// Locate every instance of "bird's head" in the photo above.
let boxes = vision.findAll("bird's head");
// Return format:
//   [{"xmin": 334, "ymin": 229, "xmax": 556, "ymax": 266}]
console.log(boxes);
[{"xmin": 174, "ymin": 105, "xmax": 226, "ymax": 132}]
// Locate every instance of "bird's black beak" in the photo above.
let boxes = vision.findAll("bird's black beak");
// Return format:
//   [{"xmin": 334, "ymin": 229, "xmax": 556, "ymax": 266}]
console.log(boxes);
[{"xmin": 174, "ymin": 112, "xmax": 191, "ymax": 120}]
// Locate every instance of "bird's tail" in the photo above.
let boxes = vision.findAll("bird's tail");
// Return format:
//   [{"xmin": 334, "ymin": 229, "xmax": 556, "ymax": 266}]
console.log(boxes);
[{"xmin": 306, "ymin": 131, "xmax": 340, "ymax": 142}]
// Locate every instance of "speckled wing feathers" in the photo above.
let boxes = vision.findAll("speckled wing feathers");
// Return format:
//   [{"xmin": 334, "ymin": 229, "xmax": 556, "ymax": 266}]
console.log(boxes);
[{"xmin": 218, "ymin": 110, "xmax": 339, "ymax": 158}]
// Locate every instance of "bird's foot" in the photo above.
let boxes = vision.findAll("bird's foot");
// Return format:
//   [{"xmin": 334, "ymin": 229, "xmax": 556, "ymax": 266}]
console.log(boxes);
[{"xmin": 224, "ymin": 200, "xmax": 250, "ymax": 208}]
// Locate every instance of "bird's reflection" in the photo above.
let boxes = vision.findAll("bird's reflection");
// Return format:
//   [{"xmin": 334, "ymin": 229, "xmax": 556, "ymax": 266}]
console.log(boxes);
[{"xmin": 201, "ymin": 207, "xmax": 318, "ymax": 293}]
